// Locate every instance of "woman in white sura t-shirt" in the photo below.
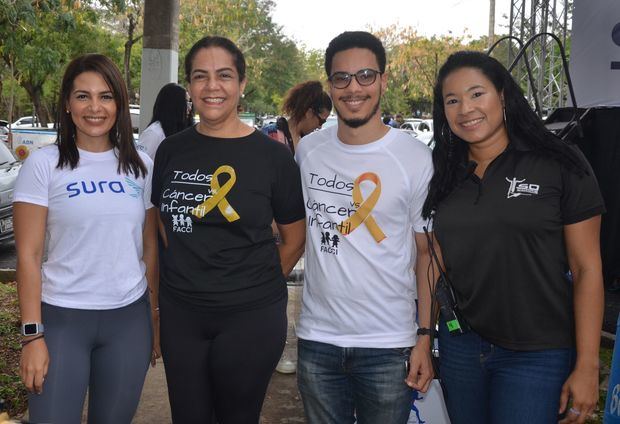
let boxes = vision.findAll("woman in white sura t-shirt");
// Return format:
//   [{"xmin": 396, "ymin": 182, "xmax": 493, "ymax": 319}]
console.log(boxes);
[{"xmin": 13, "ymin": 54, "xmax": 159, "ymax": 423}]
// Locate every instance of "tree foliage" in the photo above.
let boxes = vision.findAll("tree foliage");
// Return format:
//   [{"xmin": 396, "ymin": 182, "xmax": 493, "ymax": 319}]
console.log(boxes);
[
  {"xmin": 178, "ymin": 0, "xmax": 314, "ymax": 114},
  {"xmin": 375, "ymin": 25, "xmax": 481, "ymax": 116},
  {"xmin": 0, "ymin": 0, "xmax": 121, "ymax": 123},
  {"xmin": 0, "ymin": 1, "xmax": 499, "ymax": 122}
]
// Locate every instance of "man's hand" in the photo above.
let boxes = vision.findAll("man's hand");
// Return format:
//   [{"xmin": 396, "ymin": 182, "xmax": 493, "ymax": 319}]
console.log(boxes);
[{"xmin": 405, "ymin": 341, "xmax": 434, "ymax": 392}]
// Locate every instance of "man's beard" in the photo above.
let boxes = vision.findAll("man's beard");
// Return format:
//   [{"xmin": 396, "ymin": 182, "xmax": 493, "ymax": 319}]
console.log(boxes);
[{"xmin": 334, "ymin": 95, "xmax": 381, "ymax": 129}]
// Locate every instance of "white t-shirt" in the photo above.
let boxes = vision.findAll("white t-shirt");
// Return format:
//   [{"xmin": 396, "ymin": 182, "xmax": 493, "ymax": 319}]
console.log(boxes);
[
  {"xmin": 295, "ymin": 126, "xmax": 433, "ymax": 348},
  {"xmin": 137, "ymin": 121, "xmax": 165, "ymax": 159},
  {"xmin": 13, "ymin": 145, "xmax": 154, "ymax": 309}
]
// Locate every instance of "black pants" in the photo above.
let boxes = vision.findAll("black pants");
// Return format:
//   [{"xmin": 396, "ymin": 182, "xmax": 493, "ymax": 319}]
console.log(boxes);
[{"xmin": 160, "ymin": 291, "xmax": 287, "ymax": 423}]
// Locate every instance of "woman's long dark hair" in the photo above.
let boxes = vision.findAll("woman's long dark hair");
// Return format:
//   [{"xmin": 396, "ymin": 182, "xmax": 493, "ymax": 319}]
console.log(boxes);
[
  {"xmin": 149, "ymin": 83, "xmax": 193, "ymax": 137},
  {"xmin": 422, "ymin": 51, "xmax": 587, "ymax": 219},
  {"xmin": 56, "ymin": 53, "xmax": 146, "ymax": 178}
]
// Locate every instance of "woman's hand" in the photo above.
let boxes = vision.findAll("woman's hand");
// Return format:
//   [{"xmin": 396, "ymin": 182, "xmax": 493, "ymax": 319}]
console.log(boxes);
[
  {"xmin": 20, "ymin": 338, "xmax": 49, "ymax": 394},
  {"xmin": 150, "ymin": 309, "xmax": 161, "ymax": 367},
  {"xmin": 558, "ymin": 364, "xmax": 599, "ymax": 423},
  {"xmin": 405, "ymin": 341, "xmax": 434, "ymax": 393}
]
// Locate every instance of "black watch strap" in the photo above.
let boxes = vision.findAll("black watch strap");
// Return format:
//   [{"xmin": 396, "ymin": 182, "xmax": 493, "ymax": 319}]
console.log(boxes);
[{"xmin": 416, "ymin": 327, "xmax": 438, "ymax": 337}]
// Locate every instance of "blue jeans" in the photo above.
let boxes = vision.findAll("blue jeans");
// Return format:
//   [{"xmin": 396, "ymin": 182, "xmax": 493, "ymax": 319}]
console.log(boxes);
[
  {"xmin": 297, "ymin": 338, "xmax": 412, "ymax": 424},
  {"xmin": 438, "ymin": 323, "xmax": 574, "ymax": 424}
]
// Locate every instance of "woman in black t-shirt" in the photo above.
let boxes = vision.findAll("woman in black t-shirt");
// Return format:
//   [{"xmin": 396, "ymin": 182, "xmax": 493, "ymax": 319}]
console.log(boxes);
[
  {"xmin": 151, "ymin": 36, "xmax": 306, "ymax": 423},
  {"xmin": 421, "ymin": 51, "xmax": 604, "ymax": 424}
]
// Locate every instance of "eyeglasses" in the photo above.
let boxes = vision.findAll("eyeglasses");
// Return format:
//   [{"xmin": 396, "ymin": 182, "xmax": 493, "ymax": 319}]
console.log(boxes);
[
  {"xmin": 328, "ymin": 68, "xmax": 382, "ymax": 89},
  {"xmin": 314, "ymin": 111, "xmax": 327, "ymax": 127}
]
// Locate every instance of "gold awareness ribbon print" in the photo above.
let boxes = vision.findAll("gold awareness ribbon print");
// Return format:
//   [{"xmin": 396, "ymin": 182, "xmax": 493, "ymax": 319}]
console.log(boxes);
[
  {"xmin": 192, "ymin": 165, "xmax": 240, "ymax": 222},
  {"xmin": 339, "ymin": 172, "xmax": 386, "ymax": 243}
]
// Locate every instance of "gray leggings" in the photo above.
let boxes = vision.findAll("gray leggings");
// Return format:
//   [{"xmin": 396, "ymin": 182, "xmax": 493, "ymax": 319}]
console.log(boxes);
[{"xmin": 28, "ymin": 292, "xmax": 152, "ymax": 424}]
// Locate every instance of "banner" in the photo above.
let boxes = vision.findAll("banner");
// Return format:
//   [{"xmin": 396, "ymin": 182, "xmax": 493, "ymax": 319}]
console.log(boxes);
[
  {"xmin": 569, "ymin": 0, "xmax": 620, "ymax": 107},
  {"xmin": 408, "ymin": 380, "xmax": 451, "ymax": 424}
]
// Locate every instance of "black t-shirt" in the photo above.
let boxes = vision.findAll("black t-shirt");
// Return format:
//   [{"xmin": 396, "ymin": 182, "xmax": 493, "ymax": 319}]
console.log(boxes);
[
  {"xmin": 434, "ymin": 139, "xmax": 605, "ymax": 350},
  {"xmin": 151, "ymin": 127, "xmax": 305, "ymax": 310}
]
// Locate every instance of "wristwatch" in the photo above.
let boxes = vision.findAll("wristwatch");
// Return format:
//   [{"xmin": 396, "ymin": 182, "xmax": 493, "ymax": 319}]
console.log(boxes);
[
  {"xmin": 416, "ymin": 327, "xmax": 438, "ymax": 337},
  {"xmin": 21, "ymin": 322, "xmax": 44, "ymax": 337}
]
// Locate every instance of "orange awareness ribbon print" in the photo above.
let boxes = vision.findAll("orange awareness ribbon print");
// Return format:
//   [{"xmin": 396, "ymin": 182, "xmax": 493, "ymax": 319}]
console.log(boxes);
[
  {"xmin": 192, "ymin": 165, "xmax": 240, "ymax": 222},
  {"xmin": 339, "ymin": 172, "xmax": 386, "ymax": 243}
]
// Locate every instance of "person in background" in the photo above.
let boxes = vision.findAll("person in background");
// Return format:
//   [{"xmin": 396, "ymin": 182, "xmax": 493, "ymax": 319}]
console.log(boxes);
[
  {"xmin": 152, "ymin": 35, "xmax": 306, "ymax": 423},
  {"xmin": 422, "ymin": 51, "xmax": 604, "ymax": 424},
  {"xmin": 295, "ymin": 31, "xmax": 435, "ymax": 423},
  {"xmin": 138, "ymin": 82, "xmax": 194, "ymax": 159},
  {"xmin": 14, "ymin": 53, "xmax": 158, "ymax": 423},
  {"xmin": 262, "ymin": 80, "xmax": 332, "ymax": 154},
  {"xmin": 260, "ymin": 80, "xmax": 332, "ymax": 374},
  {"xmin": 394, "ymin": 113, "xmax": 405, "ymax": 127}
]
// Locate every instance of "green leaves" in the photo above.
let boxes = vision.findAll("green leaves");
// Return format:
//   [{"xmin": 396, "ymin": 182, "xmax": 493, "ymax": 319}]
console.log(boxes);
[{"xmin": 179, "ymin": 0, "xmax": 317, "ymax": 115}]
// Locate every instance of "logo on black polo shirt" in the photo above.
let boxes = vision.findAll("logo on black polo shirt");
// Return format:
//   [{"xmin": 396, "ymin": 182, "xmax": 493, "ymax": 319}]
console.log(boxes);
[{"xmin": 505, "ymin": 177, "xmax": 540, "ymax": 198}]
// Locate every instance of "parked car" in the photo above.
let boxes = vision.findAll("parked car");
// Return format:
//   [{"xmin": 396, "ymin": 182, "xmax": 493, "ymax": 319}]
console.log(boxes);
[
  {"xmin": 11, "ymin": 116, "xmax": 55, "ymax": 128},
  {"xmin": 128, "ymin": 105, "xmax": 140, "ymax": 134},
  {"xmin": 401, "ymin": 119, "xmax": 433, "ymax": 144},
  {"xmin": 399, "ymin": 125, "xmax": 419, "ymax": 139},
  {"xmin": 12, "ymin": 116, "xmax": 36, "ymax": 127},
  {"xmin": 0, "ymin": 127, "xmax": 9, "ymax": 145},
  {"xmin": 0, "ymin": 142, "xmax": 22, "ymax": 242}
]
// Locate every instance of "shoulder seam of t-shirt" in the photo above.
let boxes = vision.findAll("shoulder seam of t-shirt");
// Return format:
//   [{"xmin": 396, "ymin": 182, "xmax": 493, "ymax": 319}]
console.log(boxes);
[
  {"xmin": 31, "ymin": 145, "xmax": 56, "ymax": 201},
  {"xmin": 297, "ymin": 133, "xmax": 330, "ymax": 167},
  {"xmin": 381, "ymin": 141, "xmax": 414, "ymax": 208}
]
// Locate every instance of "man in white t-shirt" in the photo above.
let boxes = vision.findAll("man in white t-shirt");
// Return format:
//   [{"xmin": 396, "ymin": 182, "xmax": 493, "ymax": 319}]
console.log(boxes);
[{"xmin": 295, "ymin": 31, "xmax": 435, "ymax": 423}]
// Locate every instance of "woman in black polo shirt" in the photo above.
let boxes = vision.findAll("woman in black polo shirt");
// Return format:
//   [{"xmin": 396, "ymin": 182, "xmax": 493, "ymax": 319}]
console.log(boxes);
[
  {"xmin": 422, "ymin": 51, "xmax": 604, "ymax": 424},
  {"xmin": 151, "ymin": 36, "xmax": 306, "ymax": 423}
]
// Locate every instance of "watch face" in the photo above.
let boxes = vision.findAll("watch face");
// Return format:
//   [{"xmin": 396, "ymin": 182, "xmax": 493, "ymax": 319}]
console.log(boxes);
[{"xmin": 23, "ymin": 323, "xmax": 38, "ymax": 336}]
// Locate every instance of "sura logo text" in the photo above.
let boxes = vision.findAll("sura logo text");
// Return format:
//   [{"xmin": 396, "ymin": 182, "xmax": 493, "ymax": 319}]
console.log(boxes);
[{"xmin": 66, "ymin": 181, "xmax": 125, "ymax": 198}]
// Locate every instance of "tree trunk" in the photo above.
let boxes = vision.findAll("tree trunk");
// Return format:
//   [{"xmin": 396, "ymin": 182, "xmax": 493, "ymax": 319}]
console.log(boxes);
[
  {"xmin": 21, "ymin": 80, "xmax": 49, "ymax": 126},
  {"xmin": 124, "ymin": 14, "xmax": 135, "ymax": 99}
]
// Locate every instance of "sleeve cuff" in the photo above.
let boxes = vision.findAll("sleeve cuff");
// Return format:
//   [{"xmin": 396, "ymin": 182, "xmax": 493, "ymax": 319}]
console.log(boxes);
[{"xmin": 563, "ymin": 204, "xmax": 606, "ymax": 225}]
